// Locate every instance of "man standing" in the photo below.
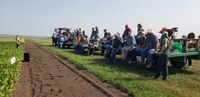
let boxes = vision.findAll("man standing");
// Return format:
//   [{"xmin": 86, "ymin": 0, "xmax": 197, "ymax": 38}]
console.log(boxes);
[{"xmin": 15, "ymin": 35, "xmax": 21, "ymax": 49}]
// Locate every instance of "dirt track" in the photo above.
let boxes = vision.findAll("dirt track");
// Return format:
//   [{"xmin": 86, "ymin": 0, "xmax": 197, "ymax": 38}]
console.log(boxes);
[{"xmin": 12, "ymin": 40, "xmax": 129, "ymax": 97}]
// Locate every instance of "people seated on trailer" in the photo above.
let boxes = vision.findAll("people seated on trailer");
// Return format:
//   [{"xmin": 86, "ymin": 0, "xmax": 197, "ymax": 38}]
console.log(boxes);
[
  {"xmin": 94, "ymin": 26, "xmax": 99, "ymax": 37},
  {"xmin": 76, "ymin": 35, "xmax": 88, "ymax": 53},
  {"xmin": 56, "ymin": 31, "xmax": 63, "ymax": 48},
  {"xmin": 121, "ymin": 32, "xmax": 137, "ymax": 62},
  {"xmin": 137, "ymin": 24, "xmax": 144, "ymax": 36},
  {"xmin": 129, "ymin": 31, "xmax": 146, "ymax": 64},
  {"xmin": 73, "ymin": 29, "xmax": 79, "ymax": 39},
  {"xmin": 136, "ymin": 24, "xmax": 144, "ymax": 44},
  {"xmin": 101, "ymin": 32, "xmax": 113, "ymax": 57},
  {"xmin": 122, "ymin": 24, "xmax": 132, "ymax": 41},
  {"xmin": 88, "ymin": 36, "xmax": 97, "ymax": 56},
  {"xmin": 58, "ymin": 33, "xmax": 65, "ymax": 48},
  {"xmin": 181, "ymin": 35, "xmax": 187, "ymax": 39},
  {"xmin": 73, "ymin": 29, "xmax": 77, "ymax": 38},
  {"xmin": 82, "ymin": 30, "xmax": 86, "ymax": 37},
  {"xmin": 117, "ymin": 32, "xmax": 123, "ymax": 43},
  {"xmin": 74, "ymin": 36, "xmax": 81, "ymax": 49},
  {"xmin": 154, "ymin": 31, "xmax": 171, "ymax": 81},
  {"xmin": 103, "ymin": 29, "xmax": 108, "ymax": 38},
  {"xmin": 110, "ymin": 34, "xmax": 123, "ymax": 64},
  {"xmin": 187, "ymin": 32, "xmax": 196, "ymax": 67},
  {"xmin": 78, "ymin": 28, "xmax": 82, "ymax": 37},
  {"xmin": 52, "ymin": 28, "xmax": 58, "ymax": 46},
  {"xmin": 91, "ymin": 27, "xmax": 96, "ymax": 39},
  {"xmin": 141, "ymin": 29, "xmax": 159, "ymax": 68},
  {"xmin": 52, "ymin": 33, "xmax": 57, "ymax": 46}
]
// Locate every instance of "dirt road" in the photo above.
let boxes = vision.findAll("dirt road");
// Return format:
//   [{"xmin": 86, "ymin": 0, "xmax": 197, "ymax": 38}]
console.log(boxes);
[{"xmin": 12, "ymin": 41, "xmax": 129, "ymax": 97}]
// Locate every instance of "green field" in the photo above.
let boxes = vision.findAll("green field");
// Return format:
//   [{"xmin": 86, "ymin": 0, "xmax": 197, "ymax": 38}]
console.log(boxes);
[
  {"xmin": 30, "ymin": 38, "xmax": 200, "ymax": 97},
  {"xmin": 0, "ymin": 38, "xmax": 23, "ymax": 97}
]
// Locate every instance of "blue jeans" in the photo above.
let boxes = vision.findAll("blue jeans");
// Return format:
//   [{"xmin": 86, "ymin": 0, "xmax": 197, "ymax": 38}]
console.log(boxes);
[
  {"xmin": 101, "ymin": 44, "xmax": 106, "ymax": 55},
  {"xmin": 131, "ymin": 48, "xmax": 143, "ymax": 62},
  {"xmin": 111, "ymin": 48, "xmax": 118, "ymax": 64},
  {"xmin": 77, "ymin": 45, "xmax": 84, "ymax": 53},
  {"xmin": 105, "ymin": 44, "xmax": 113, "ymax": 58},
  {"xmin": 59, "ymin": 41, "xmax": 64, "ymax": 48},
  {"xmin": 141, "ymin": 48, "xmax": 155, "ymax": 64}
]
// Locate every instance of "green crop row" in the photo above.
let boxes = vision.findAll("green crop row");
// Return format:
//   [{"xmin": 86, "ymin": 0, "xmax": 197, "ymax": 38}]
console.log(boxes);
[{"xmin": 0, "ymin": 42, "xmax": 23, "ymax": 97}]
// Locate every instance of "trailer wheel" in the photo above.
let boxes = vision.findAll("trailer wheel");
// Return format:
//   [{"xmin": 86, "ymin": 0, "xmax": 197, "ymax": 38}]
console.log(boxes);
[{"xmin": 170, "ymin": 60, "xmax": 186, "ymax": 69}]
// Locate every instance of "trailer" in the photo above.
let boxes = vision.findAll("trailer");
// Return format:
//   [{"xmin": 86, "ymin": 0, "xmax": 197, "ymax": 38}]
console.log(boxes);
[
  {"xmin": 52, "ymin": 27, "xmax": 75, "ymax": 48},
  {"xmin": 153, "ymin": 39, "xmax": 200, "ymax": 69}
]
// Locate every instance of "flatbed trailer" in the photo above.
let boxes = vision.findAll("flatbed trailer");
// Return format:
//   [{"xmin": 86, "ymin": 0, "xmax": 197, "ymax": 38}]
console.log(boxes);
[{"xmin": 153, "ymin": 39, "xmax": 200, "ymax": 69}]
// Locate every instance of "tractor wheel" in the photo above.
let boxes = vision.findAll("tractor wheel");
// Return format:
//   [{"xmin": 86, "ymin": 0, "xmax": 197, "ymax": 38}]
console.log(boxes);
[{"xmin": 170, "ymin": 60, "xmax": 186, "ymax": 69}]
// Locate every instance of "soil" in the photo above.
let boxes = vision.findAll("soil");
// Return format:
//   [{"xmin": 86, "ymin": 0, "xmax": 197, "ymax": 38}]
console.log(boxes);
[{"xmin": 12, "ymin": 40, "xmax": 130, "ymax": 97}]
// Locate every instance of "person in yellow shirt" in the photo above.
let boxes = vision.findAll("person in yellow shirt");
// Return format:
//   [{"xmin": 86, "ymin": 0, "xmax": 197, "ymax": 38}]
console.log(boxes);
[
  {"xmin": 15, "ymin": 35, "xmax": 21, "ymax": 49},
  {"xmin": 76, "ymin": 36, "xmax": 81, "ymax": 43}
]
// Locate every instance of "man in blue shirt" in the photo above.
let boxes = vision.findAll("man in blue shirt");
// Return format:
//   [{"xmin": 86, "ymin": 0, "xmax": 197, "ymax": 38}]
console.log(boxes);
[{"xmin": 141, "ymin": 29, "xmax": 159, "ymax": 68}]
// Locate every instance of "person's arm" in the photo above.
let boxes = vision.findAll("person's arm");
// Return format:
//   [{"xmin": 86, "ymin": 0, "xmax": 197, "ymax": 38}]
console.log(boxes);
[
  {"xmin": 141, "ymin": 41, "xmax": 147, "ymax": 48},
  {"xmin": 154, "ymin": 36, "xmax": 159, "ymax": 53},
  {"xmin": 132, "ymin": 36, "xmax": 137, "ymax": 46},
  {"xmin": 154, "ymin": 41, "xmax": 158, "ymax": 53},
  {"xmin": 130, "ymin": 36, "xmax": 135, "ymax": 48},
  {"xmin": 160, "ymin": 40, "xmax": 167, "ymax": 54}
]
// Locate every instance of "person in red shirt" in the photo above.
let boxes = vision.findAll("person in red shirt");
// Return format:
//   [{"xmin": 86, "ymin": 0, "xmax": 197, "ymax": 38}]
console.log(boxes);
[{"xmin": 122, "ymin": 25, "xmax": 132, "ymax": 41}]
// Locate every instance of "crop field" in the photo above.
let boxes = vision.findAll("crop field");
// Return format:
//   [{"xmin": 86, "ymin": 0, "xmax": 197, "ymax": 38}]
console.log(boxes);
[
  {"xmin": 29, "ymin": 38, "xmax": 200, "ymax": 97},
  {"xmin": 0, "ymin": 38, "xmax": 23, "ymax": 97}
]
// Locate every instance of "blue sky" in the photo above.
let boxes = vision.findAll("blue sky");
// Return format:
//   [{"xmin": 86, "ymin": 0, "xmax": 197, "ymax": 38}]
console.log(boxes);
[{"xmin": 0, "ymin": 0, "xmax": 200, "ymax": 38}]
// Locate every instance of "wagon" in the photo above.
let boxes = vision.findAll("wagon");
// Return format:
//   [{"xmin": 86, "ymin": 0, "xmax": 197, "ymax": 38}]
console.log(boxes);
[
  {"xmin": 153, "ymin": 39, "xmax": 200, "ymax": 69},
  {"xmin": 63, "ymin": 39, "xmax": 74, "ymax": 49}
]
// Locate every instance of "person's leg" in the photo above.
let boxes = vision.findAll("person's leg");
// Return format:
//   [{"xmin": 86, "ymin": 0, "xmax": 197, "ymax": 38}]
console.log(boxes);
[
  {"xmin": 131, "ymin": 48, "xmax": 140, "ymax": 62},
  {"xmin": 188, "ymin": 57, "xmax": 192, "ymax": 66},
  {"xmin": 141, "ymin": 48, "xmax": 149, "ymax": 63},
  {"xmin": 79, "ymin": 45, "xmax": 82, "ymax": 53},
  {"xmin": 55, "ymin": 39, "xmax": 58, "ymax": 46},
  {"xmin": 147, "ymin": 49, "xmax": 155, "ymax": 66},
  {"xmin": 91, "ymin": 47, "xmax": 94, "ymax": 56},
  {"xmin": 101, "ymin": 44, "xmax": 106, "ymax": 55},
  {"xmin": 111, "ymin": 48, "xmax": 117, "ymax": 64},
  {"xmin": 89, "ymin": 47, "xmax": 92, "ymax": 55},
  {"xmin": 121, "ymin": 47, "xmax": 126, "ymax": 60},
  {"xmin": 89, "ymin": 48, "xmax": 92, "ymax": 55},
  {"xmin": 105, "ymin": 44, "xmax": 112, "ymax": 58},
  {"xmin": 60, "ymin": 41, "xmax": 63, "ymax": 48},
  {"xmin": 124, "ymin": 47, "xmax": 131, "ymax": 61},
  {"xmin": 16, "ymin": 43, "xmax": 19, "ymax": 49},
  {"xmin": 161, "ymin": 54, "xmax": 168, "ymax": 80},
  {"xmin": 155, "ymin": 55, "xmax": 164, "ymax": 78}
]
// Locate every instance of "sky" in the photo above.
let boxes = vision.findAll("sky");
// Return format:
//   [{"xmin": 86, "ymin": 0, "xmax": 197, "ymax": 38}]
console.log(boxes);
[{"xmin": 0, "ymin": 0, "xmax": 200, "ymax": 38}]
